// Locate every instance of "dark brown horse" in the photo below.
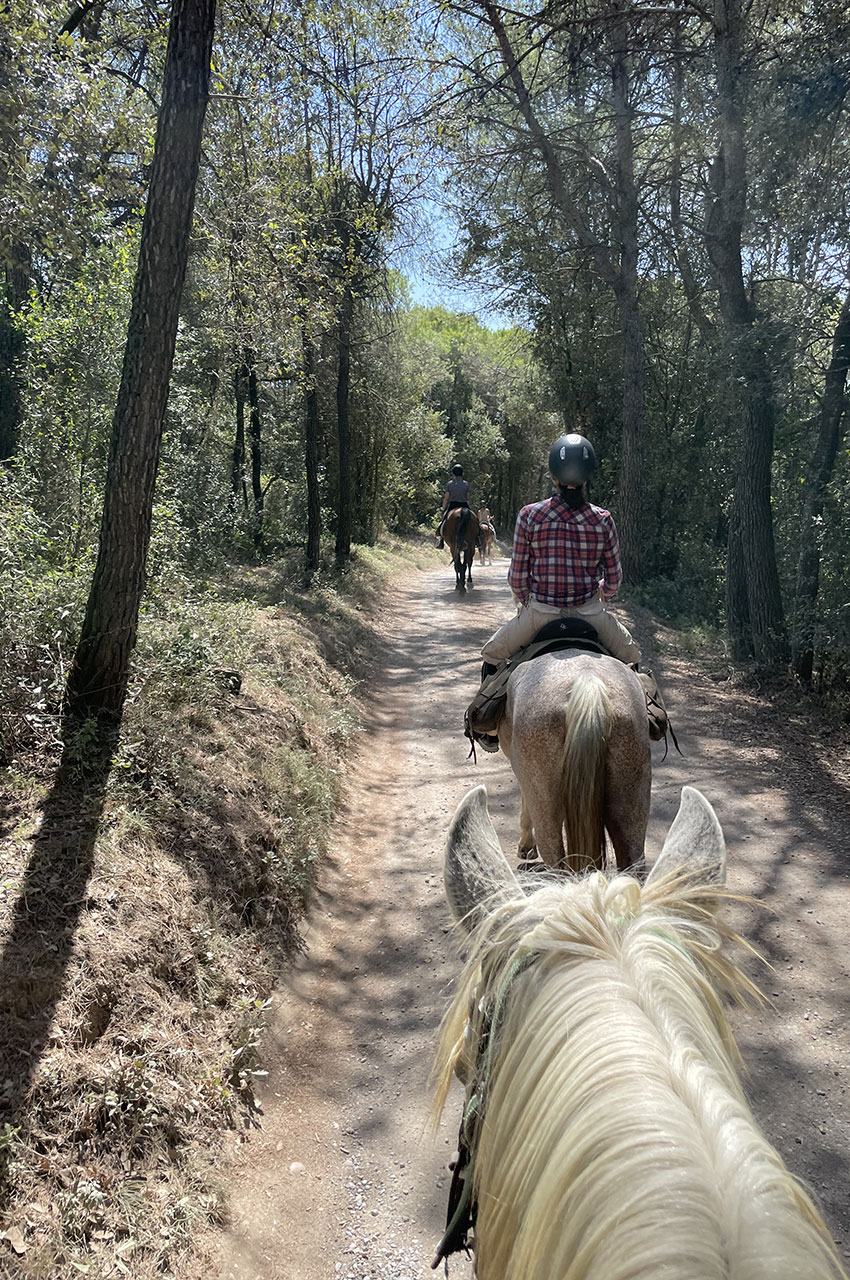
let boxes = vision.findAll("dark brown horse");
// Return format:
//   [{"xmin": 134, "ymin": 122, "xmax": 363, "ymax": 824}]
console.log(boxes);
[{"xmin": 444, "ymin": 507, "xmax": 479, "ymax": 592}]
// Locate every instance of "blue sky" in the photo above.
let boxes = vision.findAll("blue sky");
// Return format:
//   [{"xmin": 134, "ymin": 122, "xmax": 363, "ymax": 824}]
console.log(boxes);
[
  {"xmin": 405, "ymin": 266, "xmax": 514, "ymax": 327},
  {"xmin": 394, "ymin": 200, "xmax": 521, "ymax": 329}
]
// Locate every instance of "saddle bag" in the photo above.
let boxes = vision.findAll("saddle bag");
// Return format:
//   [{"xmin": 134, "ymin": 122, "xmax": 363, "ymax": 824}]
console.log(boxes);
[{"xmin": 633, "ymin": 667, "xmax": 671, "ymax": 743}]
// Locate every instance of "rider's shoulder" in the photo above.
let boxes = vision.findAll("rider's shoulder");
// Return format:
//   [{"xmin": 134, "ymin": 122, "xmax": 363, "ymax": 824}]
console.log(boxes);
[
  {"xmin": 520, "ymin": 496, "xmax": 559, "ymax": 520},
  {"xmin": 585, "ymin": 502, "xmax": 612, "ymax": 521}
]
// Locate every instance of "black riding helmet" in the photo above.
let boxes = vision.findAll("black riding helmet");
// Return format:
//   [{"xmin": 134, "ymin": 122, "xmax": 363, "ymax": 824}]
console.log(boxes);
[
  {"xmin": 548, "ymin": 434, "xmax": 596, "ymax": 485},
  {"xmin": 452, "ymin": 464, "xmax": 464, "ymax": 476}
]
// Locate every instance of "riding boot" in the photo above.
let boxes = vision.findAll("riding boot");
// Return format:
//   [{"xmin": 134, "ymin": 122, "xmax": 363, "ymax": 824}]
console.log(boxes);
[{"xmin": 467, "ymin": 661, "xmax": 501, "ymax": 752}]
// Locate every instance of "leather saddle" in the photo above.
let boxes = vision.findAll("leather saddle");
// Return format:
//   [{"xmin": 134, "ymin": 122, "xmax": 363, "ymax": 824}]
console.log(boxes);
[
  {"xmin": 521, "ymin": 616, "xmax": 608, "ymax": 656},
  {"xmin": 465, "ymin": 618, "xmax": 672, "ymax": 747}
]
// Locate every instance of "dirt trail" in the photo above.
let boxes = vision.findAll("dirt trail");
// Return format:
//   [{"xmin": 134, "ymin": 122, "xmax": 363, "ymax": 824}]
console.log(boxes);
[{"xmin": 210, "ymin": 560, "xmax": 850, "ymax": 1280}]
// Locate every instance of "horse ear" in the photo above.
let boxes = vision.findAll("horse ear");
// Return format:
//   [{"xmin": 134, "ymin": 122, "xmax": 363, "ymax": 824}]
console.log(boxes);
[
  {"xmin": 444, "ymin": 785, "xmax": 520, "ymax": 931},
  {"xmin": 646, "ymin": 786, "xmax": 726, "ymax": 889}
]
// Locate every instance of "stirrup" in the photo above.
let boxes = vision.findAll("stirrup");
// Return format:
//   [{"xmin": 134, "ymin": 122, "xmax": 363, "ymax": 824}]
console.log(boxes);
[
  {"xmin": 464, "ymin": 709, "xmax": 500, "ymax": 763},
  {"xmin": 465, "ymin": 731, "xmax": 499, "ymax": 761}
]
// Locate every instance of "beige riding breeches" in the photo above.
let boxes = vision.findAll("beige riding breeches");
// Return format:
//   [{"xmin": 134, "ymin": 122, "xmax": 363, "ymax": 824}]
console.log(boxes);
[{"xmin": 481, "ymin": 597, "xmax": 641, "ymax": 666}]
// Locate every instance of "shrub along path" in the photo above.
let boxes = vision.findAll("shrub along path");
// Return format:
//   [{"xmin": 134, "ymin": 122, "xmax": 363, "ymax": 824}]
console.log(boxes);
[{"xmin": 211, "ymin": 558, "xmax": 850, "ymax": 1280}]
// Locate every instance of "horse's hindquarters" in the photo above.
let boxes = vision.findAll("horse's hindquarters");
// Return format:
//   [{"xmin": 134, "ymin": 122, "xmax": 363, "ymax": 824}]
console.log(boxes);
[
  {"xmin": 444, "ymin": 508, "xmax": 479, "ymax": 591},
  {"xmin": 505, "ymin": 654, "xmax": 651, "ymax": 870}
]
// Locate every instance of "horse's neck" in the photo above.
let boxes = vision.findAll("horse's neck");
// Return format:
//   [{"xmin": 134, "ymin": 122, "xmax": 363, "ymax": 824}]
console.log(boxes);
[{"xmin": 472, "ymin": 926, "xmax": 842, "ymax": 1280}]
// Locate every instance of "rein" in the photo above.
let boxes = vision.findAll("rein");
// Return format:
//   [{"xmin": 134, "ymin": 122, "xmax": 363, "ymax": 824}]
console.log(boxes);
[{"xmin": 432, "ymin": 950, "xmax": 538, "ymax": 1271}]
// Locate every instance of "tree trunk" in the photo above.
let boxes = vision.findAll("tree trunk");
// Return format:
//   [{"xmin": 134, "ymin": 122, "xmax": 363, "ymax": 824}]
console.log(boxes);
[
  {"xmin": 736, "ymin": 356, "xmax": 787, "ymax": 664},
  {"xmin": 247, "ymin": 357, "xmax": 263, "ymax": 548},
  {"xmin": 725, "ymin": 497, "xmax": 753, "ymax": 661},
  {"xmin": 670, "ymin": 36, "xmax": 714, "ymax": 341},
  {"xmin": 615, "ymin": 280, "xmax": 645, "ymax": 578},
  {"xmin": 793, "ymin": 290, "xmax": 850, "ymax": 682},
  {"xmin": 334, "ymin": 285, "xmax": 354, "ymax": 566},
  {"xmin": 0, "ymin": 27, "xmax": 30, "ymax": 464},
  {"xmin": 610, "ymin": 9, "xmax": 646, "ymax": 580},
  {"xmin": 0, "ymin": 240, "xmax": 29, "ymax": 462},
  {"xmin": 67, "ymin": 0, "xmax": 215, "ymax": 718},
  {"xmin": 302, "ymin": 324, "xmax": 321, "ymax": 585},
  {"xmin": 231, "ymin": 361, "xmax": 248, "ymax": 511},
  {"xmin": 478, "ymin": 1, "xmax": 614, "ymax": 287},
  {"xmin": 705, "ymin": 0, "xmax": 787, "ymax": 666},
  {"xmin": 370, "ymin": 436, "xmax": 380, "ymax": 542}
]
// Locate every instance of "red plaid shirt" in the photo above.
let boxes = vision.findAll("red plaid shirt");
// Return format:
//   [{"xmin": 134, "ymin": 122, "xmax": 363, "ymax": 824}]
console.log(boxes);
[{"xmin": 507, "ymin": 496, "xmax": 623, "ymax": 608}]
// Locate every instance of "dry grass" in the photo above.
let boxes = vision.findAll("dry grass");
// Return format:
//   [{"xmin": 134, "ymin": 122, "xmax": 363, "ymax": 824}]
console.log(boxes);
[{"xmin": 0, "ymin": 538, "xmax": 424, "ymax": 1279}]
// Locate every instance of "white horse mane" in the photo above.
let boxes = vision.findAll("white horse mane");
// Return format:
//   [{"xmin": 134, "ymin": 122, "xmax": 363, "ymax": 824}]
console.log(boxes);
[{"xmin": 434, "ymin": 871, "xmax": 847, "ymax": 1280}]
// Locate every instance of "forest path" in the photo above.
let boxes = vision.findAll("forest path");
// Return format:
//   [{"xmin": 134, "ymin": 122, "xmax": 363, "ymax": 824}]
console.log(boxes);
[{"xmin": 209, "ymin": 558, "xmax": 850, "ymax": 1280}]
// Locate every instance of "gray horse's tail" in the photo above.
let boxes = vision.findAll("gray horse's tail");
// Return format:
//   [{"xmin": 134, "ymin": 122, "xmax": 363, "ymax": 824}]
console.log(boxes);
[{"xmin": 560, "ymin": 673, "xmax": 612, "ymax": 869}]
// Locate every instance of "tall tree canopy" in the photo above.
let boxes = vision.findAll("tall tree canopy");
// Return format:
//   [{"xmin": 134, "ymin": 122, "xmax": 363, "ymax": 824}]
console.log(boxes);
[{"xmin": 2, "ymin": 0, "xmax": 850, "ymax": 705}]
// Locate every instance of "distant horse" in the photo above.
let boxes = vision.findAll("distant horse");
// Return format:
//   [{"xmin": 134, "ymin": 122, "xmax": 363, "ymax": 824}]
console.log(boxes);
[
  {"xmin": 498, "ymin": 649, "xmax": 650, "ymax": 872},
  {"xmin": 434, "ymin": 784, "xmax": 849, "ymax": 1280},
  {"xmin": 477, "ymin": 507, "xmax": 495, "ymax": 565},
  {"xmin": 444, "ymin": 506, "xmax": 479, "ymax": 592}
]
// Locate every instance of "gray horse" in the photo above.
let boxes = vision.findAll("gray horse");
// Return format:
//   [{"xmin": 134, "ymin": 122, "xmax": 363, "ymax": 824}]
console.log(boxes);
[{"xmin": 498, "ymin": 649, "xmax": 650, "ymax": 873}]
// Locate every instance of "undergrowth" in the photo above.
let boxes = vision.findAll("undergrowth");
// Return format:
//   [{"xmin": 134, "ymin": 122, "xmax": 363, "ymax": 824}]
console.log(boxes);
[{"xmin": 0, "ymin": 535, "xmax": 431, "ymax": 1279}]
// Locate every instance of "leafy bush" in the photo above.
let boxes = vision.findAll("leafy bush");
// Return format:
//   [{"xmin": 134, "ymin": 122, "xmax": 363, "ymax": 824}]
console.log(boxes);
[{"xmin": 0, "ymin": 474, "xmax": 90, "ymax": 764}]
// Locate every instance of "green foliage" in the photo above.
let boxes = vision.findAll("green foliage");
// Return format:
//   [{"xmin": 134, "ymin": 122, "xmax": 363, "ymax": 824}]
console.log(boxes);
[
  {"xmin": 0, "ymin": 473, "xmax": 89, "ymax": 762},
  {"xmin": 2, "ymin": 0, "xmax": 850, "ymax": 681},
  {"xmin": 19, "ymin": 230, "xmax": 135, "ymax": 542},
  {"xmin": 432, "ymin": 0, "xmax": 850, "ymax": 674}
]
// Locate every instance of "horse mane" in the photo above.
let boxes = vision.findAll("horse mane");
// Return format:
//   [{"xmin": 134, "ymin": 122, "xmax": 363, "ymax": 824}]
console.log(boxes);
[{"xmin": 434, "ymin": 873, "xmax": 847, "ymax": 1280}]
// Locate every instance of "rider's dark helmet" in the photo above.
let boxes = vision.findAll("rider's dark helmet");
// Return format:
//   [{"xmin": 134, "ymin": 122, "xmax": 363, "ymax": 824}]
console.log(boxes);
[
  {"xmin": 452, "ymin": 464, "xmax": 464, "ymax": 476},
  {"xmin": 548, "ymin": 434, "xmax": 596, "ymax": 485}
]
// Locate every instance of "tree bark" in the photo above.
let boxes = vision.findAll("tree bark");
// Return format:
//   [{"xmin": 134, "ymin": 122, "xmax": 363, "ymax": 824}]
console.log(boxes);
[
  {"xmin": 67, "ymin": 0, "xmax": 216, "ymax": 717},
  {"xmin": 670, "ymin": 35, "xmax": 714, "ymax": 341},
  {"xmin": 334, "ymin": 285, "xmax": 354, "ymax": 566},
  {"xmin": 296, "ymin": 79, "xmax": 322, "ymax": 586},
  {"xmin": 792, "ymin": 290, "xmax": 850, "ymax": 682},
  {"xmin": 0, "ymin": 240, "xmax": 29, "ymax": 463},
  {"xmin": 725, "ymin": 496, "xmax": 752, "ymax": 661},
  {"xmin": 0, "ymin": 27, "xmax": 29, "ymax": 464},
  {"xmin": 370, "ymin": 435, "xmax": 381, "ymax": 543},
  {"xmin": 705, "ymin": 0, "xmax": 787, "ymax": 665},
  {"xmin": 247, "ymin": 357, "xmax": 263, "ymax": 547},
  {"xmin": 231, "ymin": 361, "xmax": 248, "ymax": 511},
  {"xmin": 610, "ymin": 7, "xmax": 646, "ymax": 579},
  {"xmin": 302, "ymin": 324, "xmax": 322, "ymax": 585}
]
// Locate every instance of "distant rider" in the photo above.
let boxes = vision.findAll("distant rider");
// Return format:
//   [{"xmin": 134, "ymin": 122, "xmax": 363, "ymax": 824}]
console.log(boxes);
[
  {"xmin": 477, "ymin": 505, "xmax": 495, "ymax": 535},
  {"xmin": 436, "ymin": 464, "xmax": 471, "ymax": 549}
]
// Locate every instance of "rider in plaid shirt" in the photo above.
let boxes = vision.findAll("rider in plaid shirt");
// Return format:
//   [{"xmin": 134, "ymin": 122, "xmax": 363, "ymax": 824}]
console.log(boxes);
[{"xmin": 482, "ymin": 434, "xmax": 640, "ymax": 667}]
